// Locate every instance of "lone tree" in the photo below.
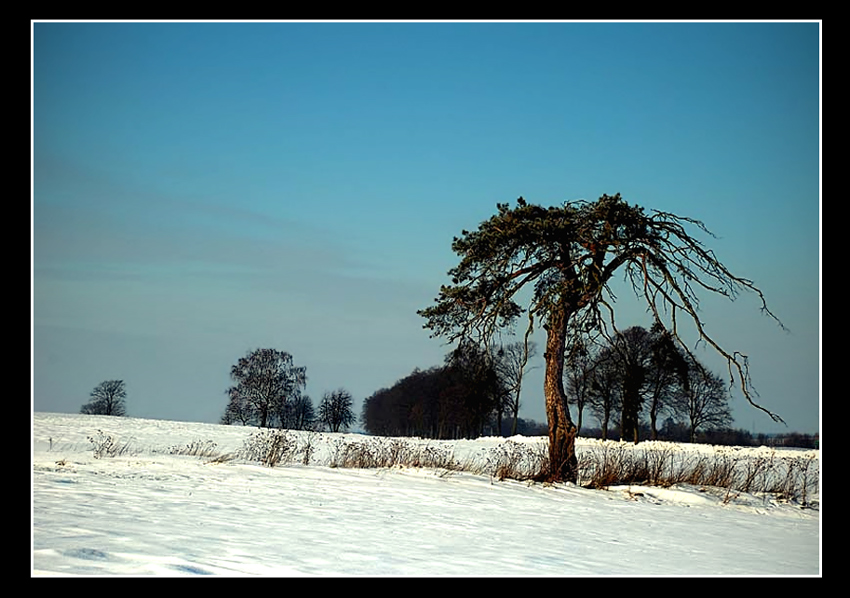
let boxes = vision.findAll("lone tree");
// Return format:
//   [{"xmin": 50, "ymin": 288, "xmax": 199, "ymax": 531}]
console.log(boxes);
[
  {"xmin": 318, "ymin": 388, "xmax": 355, "ymax": 432},
  {"xmin": 223, "ymin": 348, "xmax": 306, "ymax": 428},
  {"xmin": 418, "ymin": 193, "xmax": 783, "ymax": 483},
  {"xmin": 81, "ymin": 380, "xmax": 127, "ymax": 416}
]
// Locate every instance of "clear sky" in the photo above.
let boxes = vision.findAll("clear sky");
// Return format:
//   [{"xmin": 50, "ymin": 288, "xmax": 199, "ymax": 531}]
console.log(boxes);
[{"xmin": 32, "ymin": 21, "xmax": 820, "ymax": 435}]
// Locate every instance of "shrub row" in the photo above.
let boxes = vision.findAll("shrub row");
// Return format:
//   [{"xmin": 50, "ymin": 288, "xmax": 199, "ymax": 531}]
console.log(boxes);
[{"xmin": 85, "ymin": 428, "xmax": 819, "ymax": 507}]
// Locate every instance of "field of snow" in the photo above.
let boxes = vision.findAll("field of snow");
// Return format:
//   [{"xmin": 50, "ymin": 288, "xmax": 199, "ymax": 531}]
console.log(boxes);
[{"xmin": 32, "ymin": 412, "xmax": 820, "ymax": 576}]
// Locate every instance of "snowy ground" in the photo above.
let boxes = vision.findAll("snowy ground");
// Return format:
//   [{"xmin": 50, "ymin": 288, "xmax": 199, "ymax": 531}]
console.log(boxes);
[{"xmin": 32, "ymin": 412, "xmax": 820, "ymax": 576}]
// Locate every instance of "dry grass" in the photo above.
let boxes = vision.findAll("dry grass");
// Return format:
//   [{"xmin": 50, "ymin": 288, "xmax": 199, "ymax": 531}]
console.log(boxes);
[
  {"xmin": 196, "ymin": 430, "xmax": 820, "ymax": 507},
  {"xmin": 578, "ymin": 443, "xmax": 819, "ymax": 507},
  {"xmin": 86, "ymin": 429, "xmax": 136, "ymax": 459}
]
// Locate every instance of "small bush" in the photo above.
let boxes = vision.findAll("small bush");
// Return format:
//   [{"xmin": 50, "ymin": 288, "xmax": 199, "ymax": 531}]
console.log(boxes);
[
  {"xmin": 240, "ymin": 429, "xmax": 297, "ymax": 467},
  {"xmin": 169, "ymin": 439, "xmax": 220, "ymax": 458},
  {"xmin": 487, "ymin": 440, "xmax": 548, "ymax": 481},
  {"xmin": 298, "ymin": 431, "xmax": 320, "ymax": 466},
  {"xmin": 87, "ymin": 430, "xmax": 134, "ymax": 459}
]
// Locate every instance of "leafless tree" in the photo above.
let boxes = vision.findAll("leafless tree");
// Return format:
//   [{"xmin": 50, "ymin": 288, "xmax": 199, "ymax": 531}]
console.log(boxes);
[
  {"xmin": 319, "ymin": 389, "xmax": 355, "ymax": 433},
  {"xmin": 223, "ymin": 349, "xmax": 306, "ymax": 428},
  {"xmin": 81, "ymin": 380, "xmax": 127, "ymax": 417},
  {"xmin": 564, "ymin": 339, "xmax": 595, "ymax": 435},
  {"xmin": 495, "ymin": 340, "xmax": 537, "ymax": 436},
  {"xmin": 674, "ymin": 358, "xmax": 734, "ymax": 442}
]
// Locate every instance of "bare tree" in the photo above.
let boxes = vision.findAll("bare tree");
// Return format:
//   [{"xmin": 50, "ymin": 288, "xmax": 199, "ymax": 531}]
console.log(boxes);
[
  {"xmin": 582, "ymin": 325, "xmax": 688, "ymax": 443},
  {"xmin": 319, "ymin": 388, "xmax": 355, "ymax": 433},
  {"xmin": 644, "ymin": 324, "xmax": 689, "ymax": 440},
  {"xmin": 282, "ymin": 395, "xmax": 316, "ymax": 430},
  {"xmin": 495, "ymin": 340, "xmax": 538, "ymax": 436},
  {"xmin": 442, "ymin": 341, "xmax": 505, "ymax": 438},
  {"xmin": 564, "ymin": 339, "xmax": 595, "ymax": 435},
  {"xmin": 674, "ymin": 359, "xmax": 734, "ymax": 442},
  {"xmin": 586, "ymin": 349, "xmax": 621, "ymax": 440},
  {"xmin": 81, "ymin": 380, "xmax": 127, "ymax": 416},
  {"xmin": 223, "ymin": 349, "xmax": 306, "ymax": 428},
  {"xmin": 419, "ymin": 194, "xmax": 784, "ymax": 483}
]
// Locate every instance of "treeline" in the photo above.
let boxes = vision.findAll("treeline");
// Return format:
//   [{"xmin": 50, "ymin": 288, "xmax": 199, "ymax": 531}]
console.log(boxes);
[
  {"xmin": 566, "ymin": 323, "xmax": 736, "ymax": 443},
  {"xmin": 362, "ymin": 341, "xmax": 538, "ymax": 439},
  {"xmin": 580, "ymin": 421, "xmax": 819, "ymax": 449},
  {"xmin": 218, "ymin": 338, "xmax": 816, "ymax": 450},
  {"xmin": 362, "ymin": 323, "xmax": 797, "ymax": 447}
]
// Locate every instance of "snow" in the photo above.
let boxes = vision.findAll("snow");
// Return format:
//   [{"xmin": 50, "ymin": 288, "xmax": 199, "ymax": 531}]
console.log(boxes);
[{"xmin": 32, "ymin": 412, "xmax": 820, "ymax": 576}]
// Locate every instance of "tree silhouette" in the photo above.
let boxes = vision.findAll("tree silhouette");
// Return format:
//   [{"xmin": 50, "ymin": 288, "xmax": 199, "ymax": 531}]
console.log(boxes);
[
  {"xmin": 223, "ymin": 349, "xmax": 306, "ymax": 428},
  {"xmin": 281, "ymin": 395, "xmax": 316, "ymax": 430},
  {"xmin": 643, "ymin": 324, "xmax": 690, "ymax": 440},
  {"xmin": 419, "ymin": 193, "xmax": 783, "ymax": 483},
  {"xmin": 674, "ymin": 358, "xmax": 734, "ymax": 442},
  {"xmin": 586, "ymin": 348, "xmax": 621, "ymax": 441},
  {"xmin": 573, "ymin": 325, "xmax": 689, "ymax": 442},
  {"xmin": 360, "ymin": 350, "xmax": 508, "ymax": 440},
  {"xmin": 81, "ymin": 380, "xmax": 127, "ymax": 416},
  {"xmin": 564, "ymin": 338, "xmax": 597, "ymax": 435},
  {"xmin": 441, "ymin": 340, "xmax": 506, "ymax": 438},
  {"xmin": 319, "ymin": 388, "xmax": 355, "ymax": 433},
  {"xmin": 495, "ymin": 340, "xmax": 537, "ymax": 436}
]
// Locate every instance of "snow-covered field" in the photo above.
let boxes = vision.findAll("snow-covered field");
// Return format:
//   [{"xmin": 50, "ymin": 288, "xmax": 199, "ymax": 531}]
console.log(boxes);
[{"xmin": 31, "ymin": 412, "xmax": 820, "ymax": 576}]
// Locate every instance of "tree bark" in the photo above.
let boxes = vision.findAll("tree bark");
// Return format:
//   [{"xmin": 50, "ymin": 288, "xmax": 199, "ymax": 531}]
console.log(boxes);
[{"xmin": 542, "ymin": 307, "xmax": 579, "ymax": 483}]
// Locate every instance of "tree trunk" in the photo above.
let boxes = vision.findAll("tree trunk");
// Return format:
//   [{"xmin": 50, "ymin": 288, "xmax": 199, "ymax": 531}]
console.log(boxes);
[
  {"xmin": 509, "ymin": 389, "xmax": 521, "ymax": 436},
  {"xmin": 576, "ymin": 405, "xmax": 583, "ymax": 436},
  {"xmin": 649, "ymin": 400, "xmax": 659, "ymax": 441},
  {"xmin": 601, "ymin": 407, "xmax": 609, "ymax": 441},
  {"xmin": 542, "ymin": 309, "xmax": 579, "ymax": 484},
  {"xmin": 620, "ymin": 371, "xmax": 642, "ymax": 444}
]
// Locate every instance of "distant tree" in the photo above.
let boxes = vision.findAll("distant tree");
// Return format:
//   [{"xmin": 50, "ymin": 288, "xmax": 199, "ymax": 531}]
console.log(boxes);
[
  {"xmin": 360, "ymin": 345, "xmax": 508, "ymax": 440},
  {"xmin": 605, "ymin": 325, "xmax": 688, "ymax": 443},
  {"xmin": 361, "ymin": 366, "xmax": 446, "ymax": 438},
  {"xmin": 673, "ymin": 358, "xmax": 734, "ymax": 442},
  {"xmin": 499, "ymin": 416, "xmax": 548, "ymax": 437},
  {"xmin": 564, "ymin": 338, "xmax": 597, "ymax": 435},
  {"xmin": 81, "ymin": 380, "xmax": 127, "ymax": 416},
  {"xmin": 419, "ymin": 194, "xmax": 784, "ymax": 482},
  {"xmin": 442, "ymin": 340, "xmax": 506, "ymax": 438},
  {"xmin": 282, "ymin": 395, "xmax": 316, "ymax": 431},
  {"xmin": 319, "ymin": 389, "xmax": 355, "ymax": 433},
  {"xmin": 586, "ymin": 347, "xmax": 621, "ymax": 440},
  {"xmin": 221, "ymin": 397, "xmax": 251, "ymax": 426},
  {"xmin": 572, "ymin": 325, "xmax": 687, "ymax": 442},
  {"xmin": 223, "ymin": 349, "xmax": 307, "ymax": 428},
  {"xmin": 643, "ymin": 324, "xmax": 689, "ymax": 440},
  {"xmin": 495, "ymin": 339, "xmax": 537, "ymax": 436},
  {"xmin": 607, "ymin": 327, "xmax": 654, "ymax": 443},
  {"xmin": 659, "ymin": 417, "xmax": 691, "ymax": 443}
]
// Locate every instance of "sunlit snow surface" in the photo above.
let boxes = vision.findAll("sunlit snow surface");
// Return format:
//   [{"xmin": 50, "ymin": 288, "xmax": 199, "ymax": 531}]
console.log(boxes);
[{"xmin": 32, "ymin": 413, "xmax": 820, "ymax": 576}]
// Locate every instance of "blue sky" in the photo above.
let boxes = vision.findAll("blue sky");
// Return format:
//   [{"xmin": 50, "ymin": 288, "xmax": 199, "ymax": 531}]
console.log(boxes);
[{"xmin": 32, "ymin": 21, "xmax": 820, "ymax": 435}]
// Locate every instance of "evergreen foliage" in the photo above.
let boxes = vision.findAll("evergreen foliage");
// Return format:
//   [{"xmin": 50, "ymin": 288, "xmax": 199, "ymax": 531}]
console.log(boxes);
[{"xmin": 419, "ymin": 194, "xmax": 783, "ymax": 482}]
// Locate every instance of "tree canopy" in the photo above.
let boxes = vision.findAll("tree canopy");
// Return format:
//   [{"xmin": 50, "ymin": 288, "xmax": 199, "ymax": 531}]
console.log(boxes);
[
  {"xmin": 419, "ymin": 193, "xmax": 783, "ymax": 483},
  {"xmin": 360, "ymin": 343, "xmax": 518, "ymax": 439},
  {"xmin": 81, "ymin": 380, "xmax": 127, "ymax": 417},
  {"xmin": 223, "ymin": 348, "xmax": 307, "ymax": 429},
  {"xmin": 318, "ymin": 389, "xmax": 356, "ymax": 433},
  {"xmin": 567, "ymin": 324, "xmax": 727, "ymax": 443}
]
